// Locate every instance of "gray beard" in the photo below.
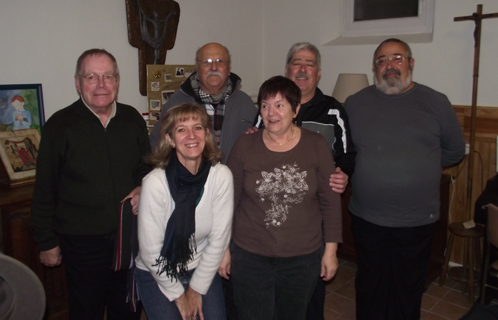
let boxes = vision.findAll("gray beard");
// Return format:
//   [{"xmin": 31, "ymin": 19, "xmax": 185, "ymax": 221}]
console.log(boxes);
[{"xmin": 374, "ymin": 71, "xmax": 412, "ymax": 95}]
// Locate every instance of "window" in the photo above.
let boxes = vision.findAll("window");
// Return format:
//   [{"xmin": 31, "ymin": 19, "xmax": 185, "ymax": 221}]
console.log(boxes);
[{"xmin": 340, "ymin": 0, "xmax": 434, "ymax": 39}]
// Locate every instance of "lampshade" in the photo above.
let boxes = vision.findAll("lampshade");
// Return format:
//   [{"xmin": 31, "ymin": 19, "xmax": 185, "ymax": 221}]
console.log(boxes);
[{"xmin": 332, "ymin": 73, "xmax": 369, "ymax": 103}]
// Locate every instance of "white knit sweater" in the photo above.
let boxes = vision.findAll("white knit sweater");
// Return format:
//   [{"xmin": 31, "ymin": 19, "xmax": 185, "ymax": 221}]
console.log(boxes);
[{"xmin": 135, "ymin": 164, "xmax": 234, "ymax": 301}]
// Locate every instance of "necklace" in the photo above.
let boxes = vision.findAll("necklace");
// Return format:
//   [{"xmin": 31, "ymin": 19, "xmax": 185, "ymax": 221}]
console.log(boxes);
[{"xmin": 267, "ymin": 126, "xmax": 294, "ymax": 146}]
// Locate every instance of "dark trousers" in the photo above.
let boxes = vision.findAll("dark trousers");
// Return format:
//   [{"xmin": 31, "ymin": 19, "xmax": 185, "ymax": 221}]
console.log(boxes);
[
  {"xmin": 59, "ymin": 234, "xmax": 142, "ymax": 320},
  {"xmin": 351, "ymin": 214, "xmax": 435, "ymax": 320},
  {"xmin": 223, "ymin": 252, "xmax": 326, "ymax": 320},
  {"xmin": 222, "ymin": 278, "xmax": 239, "ymax": 320},
  {"xmin": 306, "ymin": 277, "xmax": 325, "ymax": 320},
  {"xmin": 230, "ymin": 243, "xmax": 321, "ymax": 320}
]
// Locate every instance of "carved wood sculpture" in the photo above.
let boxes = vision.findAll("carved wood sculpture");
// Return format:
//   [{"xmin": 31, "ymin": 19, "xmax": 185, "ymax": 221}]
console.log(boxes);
[{"xmin": 126, "ymin": 0, "xmax": 180, "ymax": 96}]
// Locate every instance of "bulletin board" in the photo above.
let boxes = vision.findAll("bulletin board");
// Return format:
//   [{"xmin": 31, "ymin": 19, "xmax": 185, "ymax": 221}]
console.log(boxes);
[{"xmin": 146, "ymin": 64, "xmax": 195, "ymax": 127}]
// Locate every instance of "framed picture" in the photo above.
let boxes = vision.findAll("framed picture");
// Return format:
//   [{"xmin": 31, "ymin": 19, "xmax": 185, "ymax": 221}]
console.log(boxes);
[
  {"xmin": 0, "ymin": 129, "xmax": 41, "ymax": 184},
  {"xmin": 0, "ymin": 84, "xmax": 45, "ymax": 133}
]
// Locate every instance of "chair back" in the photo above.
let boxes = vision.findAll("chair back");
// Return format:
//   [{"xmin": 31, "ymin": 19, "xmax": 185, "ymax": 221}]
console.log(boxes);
[{"xmin": 487, "ymin": 203, "xmax": 498, "ymax": 247}]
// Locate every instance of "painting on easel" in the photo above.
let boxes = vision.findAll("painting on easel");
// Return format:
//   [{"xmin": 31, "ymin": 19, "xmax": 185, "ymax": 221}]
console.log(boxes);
[{"xmin": 0, "ymin": 129, "xmax": 40, "ymax": 185}]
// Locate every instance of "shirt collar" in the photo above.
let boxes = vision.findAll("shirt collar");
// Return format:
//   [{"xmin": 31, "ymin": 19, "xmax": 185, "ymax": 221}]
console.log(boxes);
[{"xmin": 81, "ymin": 98, "xmax": 117, "ymax": 128}]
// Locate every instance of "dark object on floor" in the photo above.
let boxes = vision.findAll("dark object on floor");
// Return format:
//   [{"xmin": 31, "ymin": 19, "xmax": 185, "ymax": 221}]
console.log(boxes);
[
  {"xmin": 481, "ymin": 203, "xmax": 498, "ymax": 303},
  {"xmin": 459, "ymin": 303, "xmax": 498, "ymax": 319}
]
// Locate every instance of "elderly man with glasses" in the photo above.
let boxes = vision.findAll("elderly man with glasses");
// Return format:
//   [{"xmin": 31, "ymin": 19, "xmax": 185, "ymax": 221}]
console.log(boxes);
[
  {"xmin": 149, "ymin": 42, "xmax": 257, "ymax": 163},
  {"xmin": 344, "ymin": 38, "xmax": 465, "ymax": 320},
  {"xmin": 31, "ymin": 48, "xmax": 151, "ymax": 320}
]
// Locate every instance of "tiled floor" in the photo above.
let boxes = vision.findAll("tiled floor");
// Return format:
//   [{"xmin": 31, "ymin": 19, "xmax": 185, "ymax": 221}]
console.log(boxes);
[
  {"xmin": 140, "ymin": 258, "xmax": 496, "ymax": 320},
  {"xmin": 324, "ymin": 258, "xmax": 496, "ymax": 320}
]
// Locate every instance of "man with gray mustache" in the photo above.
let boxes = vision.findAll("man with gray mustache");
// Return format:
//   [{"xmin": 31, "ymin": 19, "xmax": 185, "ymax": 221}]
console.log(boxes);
[
  {"xmin": 149, "ymin": 42, "xmax": 257, "ymax": 163},
  {"xmin": 344, "ymin": 38, "xmax": 465, "ymax": 320},
  {"xmin": 284, "ymin": 42, "xmax": 355, "ymax": 320}
]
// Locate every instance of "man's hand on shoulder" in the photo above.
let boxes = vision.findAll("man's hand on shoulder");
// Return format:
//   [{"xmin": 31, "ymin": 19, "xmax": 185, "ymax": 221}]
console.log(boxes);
[
  {"xmin": 244, "ymin": 126, "xmax": 258, "ymax": 134},
  {"xmin": 329, "ymin": 167, "xmax": 348, "ymax": 194}
]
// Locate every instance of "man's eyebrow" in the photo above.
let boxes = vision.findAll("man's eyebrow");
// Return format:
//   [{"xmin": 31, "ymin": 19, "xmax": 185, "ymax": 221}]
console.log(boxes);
[
  {"xmin": 376, "ymin": 53, "xmax": 404, "ymax": 59},
  {"xmin": 291, "ymin": 58, "xmax": 316, "ymax": 62}
]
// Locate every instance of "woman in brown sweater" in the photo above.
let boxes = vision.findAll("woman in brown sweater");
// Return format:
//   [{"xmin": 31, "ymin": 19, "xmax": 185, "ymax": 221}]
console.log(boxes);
[{"xmin": 219, "ymin": 76, "xmax": 342, "ymax": 320}]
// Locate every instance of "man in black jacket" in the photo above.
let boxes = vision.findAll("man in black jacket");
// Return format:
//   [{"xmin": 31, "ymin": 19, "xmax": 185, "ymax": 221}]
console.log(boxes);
[{"xmin": 31, "ymin": 49, "xmax": 151, "ymax": 320}]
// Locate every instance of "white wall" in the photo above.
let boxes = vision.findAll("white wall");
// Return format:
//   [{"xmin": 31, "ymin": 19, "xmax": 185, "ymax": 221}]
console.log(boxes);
[
  {"xmin": 1, "ymin": 0, "xmax": 497, "ymax": 121},
  {"xmin": 262, "ymin": 0, "xmax": 498, "ymax": 107},
  {"xmin": 0, "ymin": 0, "xmax": 263, "ymax": 119}
]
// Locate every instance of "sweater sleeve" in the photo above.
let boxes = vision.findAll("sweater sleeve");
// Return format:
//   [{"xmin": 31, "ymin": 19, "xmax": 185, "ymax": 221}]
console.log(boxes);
[
  {"xmin": 438, "ymin": 95, "xmax": 465, "ymax": 167},
  {"xmin": 189, "ymin": 165, "xmax": 234, "ymax": 295},
  {"xmin": 137, "ymin": 169, "xmax": 185, "ymax": 301},
  {"xmin": 31, "ymin": 122, "xmax": 62, "ymax": 251}
]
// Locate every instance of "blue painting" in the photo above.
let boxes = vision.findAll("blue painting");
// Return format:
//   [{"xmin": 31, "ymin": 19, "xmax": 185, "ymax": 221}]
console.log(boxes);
[{"xmin": 0, "ymin": 84, "xmax": 44, "ymax": 133}]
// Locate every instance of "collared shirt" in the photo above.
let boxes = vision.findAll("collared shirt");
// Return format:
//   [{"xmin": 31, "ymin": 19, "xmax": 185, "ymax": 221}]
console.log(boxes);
[{"xmin": 81, "ymin": 98, "xmax": 117, "ymax": 128}]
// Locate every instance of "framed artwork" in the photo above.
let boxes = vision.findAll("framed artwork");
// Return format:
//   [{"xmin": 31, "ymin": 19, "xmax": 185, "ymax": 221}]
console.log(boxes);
[
  {"xmin": 0, "ymin": 84, "xmax": 45, "ymax": 133},
  {"xmin": 0, "ymin": 129, "xmax": 41, "ymax": 184}
]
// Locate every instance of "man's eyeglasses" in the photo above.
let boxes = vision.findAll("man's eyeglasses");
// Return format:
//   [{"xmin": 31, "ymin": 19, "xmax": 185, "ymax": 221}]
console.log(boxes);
[
  {"xmin": 197, "ymin": 58, "xmax": 229, "ymax": 68},
  {"xmin": 374, "ymin": 55, "xmax": 409, "ymax": 67},
  {"xmin": 80, "ymin": 73, "xmax": 118, "ymax": 84}
]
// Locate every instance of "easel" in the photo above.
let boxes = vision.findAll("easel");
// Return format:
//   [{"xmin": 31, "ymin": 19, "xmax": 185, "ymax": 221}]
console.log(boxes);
[{"xmin": 440, "ymin": 4, "xmax": 498, "ymax": 303}]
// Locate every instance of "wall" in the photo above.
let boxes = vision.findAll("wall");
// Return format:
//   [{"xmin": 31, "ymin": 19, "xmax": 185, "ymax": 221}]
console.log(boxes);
[
  {"xmin": 1, "ymin": 1, "xmax": 497, "ymax": 119},
  {"xmin": 0, "ymin": 0, "xmax": 263, "ymax": 118}
]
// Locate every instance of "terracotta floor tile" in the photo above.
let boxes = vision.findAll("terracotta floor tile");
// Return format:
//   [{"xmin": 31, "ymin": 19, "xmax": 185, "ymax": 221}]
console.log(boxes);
[
  {"xmin": 442, "ymin": 289, "xmax": 474, "ymax": 309},
  {"xmin": 335, "ymin": 307, "xmax": 356, "ymax": 320},
  {"xmin": 334, "ymin": 281, "xmax": 356, "ymax": 300},
  {"xmin": 340, "ymin": 260, "xmax": 358, "ymax": 270},
  {"xmin": 324, "ymin": 292, "xmax": 355, "ymax": 315},
  {"xmin": 333, "ymin": 266, "xmax": 357, "ymax": 283},
  {"xmin": 420, "ymin": 312, "xmax": 451, "ymax": 320},
  {"xmin": 430, "ymin": 300, "xmax": 470, "ymax": 320},
  {"xmin": 439, "ymin": 276, "xmax": 461, "ymax": 289},
  {"xmin": 326, "ymin": 267, "xmax": 356, "ymax": 293},
  {"xmin": 326, "ymin": 278, "xmax": 347, "ymax": 293},
  {"xmin": 425, "ymin": 282, "xmax": 450, "ymax": 299},
  {"xmin": 421, "ymin": 293, "xmax": 440, "ymax": 312},
  {"xmin": 323, "ymin": 307, "xmax": 341, "ymax": 320}
]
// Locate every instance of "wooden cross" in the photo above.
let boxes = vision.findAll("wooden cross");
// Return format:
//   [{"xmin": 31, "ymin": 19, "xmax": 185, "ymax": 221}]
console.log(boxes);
[
  {"xmin": 126, "ymin": 0, "xmax": 180, "ymax": 96},
  {"xmin": 454, "ymin": 5, "xmax": 498, "ymax": 221}
]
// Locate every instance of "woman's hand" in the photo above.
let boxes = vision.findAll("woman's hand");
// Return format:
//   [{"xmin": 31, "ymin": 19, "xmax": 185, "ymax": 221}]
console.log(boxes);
[
  {"xmin": 218, "ymin": 249, "xmax": 231, "ymax": 280},
  {"xmin": 121, "ymin": 186, "xmax": 141, "ymax": 215},
  {"xmin": 321, "ymin": 243, "xmax": 339, "ymax": 281},
  {"xmin": 186, "ymin": 287, "xmax": 204, "ymax": 320},
  {"xmin": 175, "ymin": 292, "xmax": 198, "ymax": 320}
]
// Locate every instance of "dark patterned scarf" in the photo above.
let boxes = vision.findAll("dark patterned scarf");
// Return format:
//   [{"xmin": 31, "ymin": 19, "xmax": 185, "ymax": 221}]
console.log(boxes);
[
  {"xmin": 153, "ymin": 152, "xmax": 211, "ymax": 279},
  {"xmin": 190, "ymin": 72, "xmax": 233, "ymax": 144}
]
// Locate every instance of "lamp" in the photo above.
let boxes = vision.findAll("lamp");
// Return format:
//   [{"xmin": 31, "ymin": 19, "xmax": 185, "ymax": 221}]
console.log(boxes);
[{"xmin": 332, "ymin": 73, "xmax": 369, "ymax": 103}]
